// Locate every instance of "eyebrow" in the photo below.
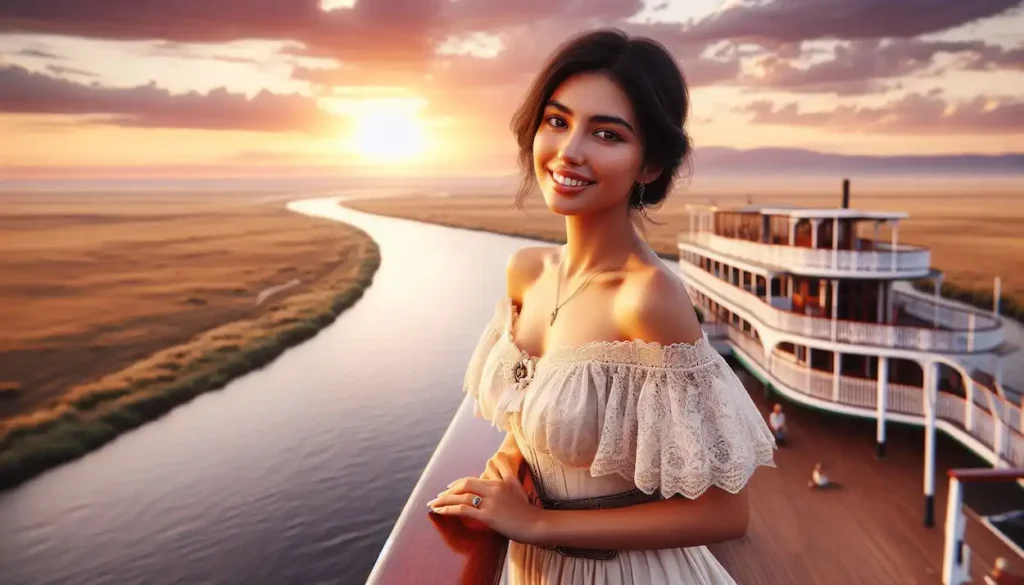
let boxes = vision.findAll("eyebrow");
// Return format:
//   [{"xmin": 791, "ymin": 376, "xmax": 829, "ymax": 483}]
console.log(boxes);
[{"xmin": 546, "ymin": 100, "xmax": 635, "ymax": 133}]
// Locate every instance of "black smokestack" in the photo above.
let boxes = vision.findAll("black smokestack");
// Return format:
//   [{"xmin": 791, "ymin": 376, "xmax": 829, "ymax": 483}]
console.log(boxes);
[{"xmin": 842, "ymin": 178, "xmax": 850, "ymax": 209}]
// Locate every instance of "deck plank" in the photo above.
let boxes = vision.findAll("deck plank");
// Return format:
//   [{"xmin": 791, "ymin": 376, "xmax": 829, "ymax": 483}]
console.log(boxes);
[{"xmin": 709, "ymin": 366, "xmax": 1008, "ymax": 585}]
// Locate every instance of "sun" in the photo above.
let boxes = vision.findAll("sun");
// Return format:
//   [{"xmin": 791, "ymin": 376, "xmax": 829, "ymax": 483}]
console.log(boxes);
[
  {"xmin": 325, "ymin": 96, "xmax": 431, "ymax": 163},
  {"xmin": 352, "ymin": 109, "xmax": 426, "ymax": 161}
]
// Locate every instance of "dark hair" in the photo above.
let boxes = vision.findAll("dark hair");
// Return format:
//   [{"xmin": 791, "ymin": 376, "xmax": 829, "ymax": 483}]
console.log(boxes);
[{"xmin": 510, "ymin": 28, "xmax": 691, "ymax": 217}]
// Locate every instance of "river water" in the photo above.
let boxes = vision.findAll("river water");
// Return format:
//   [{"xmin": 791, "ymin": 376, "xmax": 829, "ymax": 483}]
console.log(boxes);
[{"xmin": 0, "ymin": 194, "xmax": 532, "ymax": 585}]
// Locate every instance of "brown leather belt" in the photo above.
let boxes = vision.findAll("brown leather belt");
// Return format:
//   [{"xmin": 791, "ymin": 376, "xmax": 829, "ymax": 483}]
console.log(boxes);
[{"xmin": 536, "ymin": 488, "xmax": 663, "ymax": 560}]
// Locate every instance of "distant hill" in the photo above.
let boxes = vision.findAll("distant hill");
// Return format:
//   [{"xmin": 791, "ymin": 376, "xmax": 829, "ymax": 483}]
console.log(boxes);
[{"xmin": 692, "ymin": 147, "xmax": 1024, "ymax": 176}]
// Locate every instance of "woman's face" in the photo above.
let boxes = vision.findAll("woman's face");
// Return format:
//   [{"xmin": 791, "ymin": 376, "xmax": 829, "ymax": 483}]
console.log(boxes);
[{"xmin": 532, "ymin": 72, "xmax": 655, "ymax": 217}]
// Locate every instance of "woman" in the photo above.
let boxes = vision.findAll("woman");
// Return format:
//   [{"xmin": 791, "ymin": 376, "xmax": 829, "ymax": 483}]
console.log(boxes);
[{"xmin": 427, "ymin": 28, "xmax": 777, "ymax": 584}]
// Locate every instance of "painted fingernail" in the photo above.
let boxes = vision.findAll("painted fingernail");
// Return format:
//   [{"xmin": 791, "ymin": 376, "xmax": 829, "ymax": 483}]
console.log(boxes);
[{"xmin": 446, "ymin": 482, "xmax": 453, "ymax": 488}]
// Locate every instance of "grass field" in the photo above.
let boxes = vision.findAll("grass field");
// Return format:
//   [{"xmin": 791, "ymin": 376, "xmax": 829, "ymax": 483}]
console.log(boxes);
[
  {"xmin": 0, "ymin": 191, "xmax": 380, "ymax": 489},
  {"xmin": 345, "ymin": 189, "xmax": 1024, "ymax": 312}
]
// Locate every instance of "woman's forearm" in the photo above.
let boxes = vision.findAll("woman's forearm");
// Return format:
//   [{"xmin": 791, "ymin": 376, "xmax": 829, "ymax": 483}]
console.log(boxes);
[{"xmin": 530, "ymin": 488, "xmax": 748, "ymax": 551}]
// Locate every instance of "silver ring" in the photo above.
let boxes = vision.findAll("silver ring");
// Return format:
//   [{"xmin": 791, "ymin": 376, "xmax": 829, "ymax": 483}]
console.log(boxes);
[{"xmin": 471, "ymin": 495, "xmax": 482, "ymax": 508}]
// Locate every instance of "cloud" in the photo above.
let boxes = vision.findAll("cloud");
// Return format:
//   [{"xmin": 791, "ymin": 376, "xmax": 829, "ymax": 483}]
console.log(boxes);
[
  {"xmin": 13, "ymin": 47, "xmax": 61, "ymax": 59},
  {"xmin": 0, "ymin": 0, "xmax": 442, "ymax": 70},
  {"xmin": 739, "ymin": 92, "xmax": 1024, "ymax": 134},
  {"xmin": 44, "ymin": 63, "xmax": 95, "ymax": 77},
  {"xmin": 145, "ymin": 41, "xmax": 264, "ymax": 64},
  {"xmin": 439, "ymin": 0, "xmax": 643, "ymax": 33},
  {"xmin": 957, "ymin": 42, "xmax": 1024, "ymax": 71},
  {"xmin": 741, "ymin": 38, "xmax": 1023, "ymax": 95},
  {"xmin": 678, "ymin": 0, "xmax": 1024, "ymax": 44},
  {"xmin": 0, "ymin": 65, "xmax": 337, "ymax": 133}
]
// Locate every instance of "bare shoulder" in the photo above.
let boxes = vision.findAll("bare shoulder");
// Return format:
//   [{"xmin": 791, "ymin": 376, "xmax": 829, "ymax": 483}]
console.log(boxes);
[
  {"xmin": 506, "ymin": 245, "xmax": 558, "ymax": 303},
  {"xmin": 616, "ymin": 263, "xmax": 703, "ymax": 346}
]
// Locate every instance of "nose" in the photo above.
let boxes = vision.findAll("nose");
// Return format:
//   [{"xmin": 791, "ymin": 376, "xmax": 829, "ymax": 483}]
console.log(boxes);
[{"xmin": 557, "ymin": 127, "xmax": 586, "ymax": 166}]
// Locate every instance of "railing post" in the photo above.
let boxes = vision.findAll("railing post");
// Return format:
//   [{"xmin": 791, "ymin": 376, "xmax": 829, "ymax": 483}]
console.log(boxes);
[
  {"xmin": 833, "ymin": 352, "xmax": 841, "ymax": 402},
  {"xmin": 964, "ymin": 378, "xmax": 975, "ymax": 433},
  {"xmin": 831, "ymin": 279, "xmax": 839, "ymax": 342},
  {"xmin": 994, "ymin": 413, "xmax": 1006, "ymax": 468},
  {"xmin": 941, "ymin": 475, "xmax": 970, "ymax": 585},
  {"xmin": 877, "ymin": 357, "xmax": 888, "ymax": 458}
]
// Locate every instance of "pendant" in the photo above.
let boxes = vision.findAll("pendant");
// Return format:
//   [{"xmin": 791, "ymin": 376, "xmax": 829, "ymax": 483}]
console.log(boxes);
[{"xmin": 549, "ymin": 308, "xmax": 558, "ymax": 326}]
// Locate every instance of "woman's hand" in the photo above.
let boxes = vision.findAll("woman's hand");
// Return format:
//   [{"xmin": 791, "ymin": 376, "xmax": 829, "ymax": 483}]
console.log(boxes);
[{"xmin": 428, "ymin": 454, "xmax": 544, "ymax": 545}]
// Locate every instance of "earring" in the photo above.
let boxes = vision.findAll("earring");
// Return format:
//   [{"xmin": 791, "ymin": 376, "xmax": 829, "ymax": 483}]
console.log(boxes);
[{"xmin": 636, "ymin": 183, "xmax": 646, "ymax": 207}]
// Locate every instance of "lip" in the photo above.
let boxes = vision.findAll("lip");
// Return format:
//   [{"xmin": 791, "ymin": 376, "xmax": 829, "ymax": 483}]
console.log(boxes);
[
  {"xmin": 547, "ymin": 168, "xmax": 595, "ymax": 195},
  {"xmin": 550, "ymin": 168, "xmax": 593, "ymax": 182}
]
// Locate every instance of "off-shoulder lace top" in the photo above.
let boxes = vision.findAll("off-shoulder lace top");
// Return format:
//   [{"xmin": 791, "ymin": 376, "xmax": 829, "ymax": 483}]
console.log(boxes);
[{"xmin": 463, "ymin": 297, "xmax": 776, "ymax": 500}]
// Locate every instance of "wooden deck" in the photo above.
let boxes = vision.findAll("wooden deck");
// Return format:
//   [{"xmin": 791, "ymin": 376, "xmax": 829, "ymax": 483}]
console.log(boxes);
[{"xmin": 711, "ymin": 365, "xmax": 1019, "ymax": 585}]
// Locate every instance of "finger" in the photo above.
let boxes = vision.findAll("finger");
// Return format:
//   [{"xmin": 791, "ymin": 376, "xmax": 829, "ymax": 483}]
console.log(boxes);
[
  {"xmin": 447, "ymin": 477, "xmax": 497, "ymax": 496},
  {"xmin": 427, "ymin": 492, "xmax": 482, "ymax": 510},
  {"xmin": 493, "ymin": 454, "xmax": 516, "ymax": 482},
  {"xmin": 432, "ymin": 503, "xmax": 484, "ymax": 522}
]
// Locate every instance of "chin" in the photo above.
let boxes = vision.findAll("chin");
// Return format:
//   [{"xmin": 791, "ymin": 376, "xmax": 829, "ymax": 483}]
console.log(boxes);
[{"xmin": 542, "ymin": 191, "xmax": 593, "ymax": 216}]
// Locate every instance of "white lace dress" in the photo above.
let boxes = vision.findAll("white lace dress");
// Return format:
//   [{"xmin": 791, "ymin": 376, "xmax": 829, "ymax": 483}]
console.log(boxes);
[{"xmin": 463, "ymin": 298, "xmax": 777, "ymax": 585}]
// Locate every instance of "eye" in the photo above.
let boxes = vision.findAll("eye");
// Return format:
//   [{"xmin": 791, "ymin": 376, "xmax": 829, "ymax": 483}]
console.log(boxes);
[
  {"xmin": 545, "ymin": 115, "xmax": 567, "ymax": 128},
  {"xmin": 594, "ymin": 129, "xmax": 621, "ymax": 142}
]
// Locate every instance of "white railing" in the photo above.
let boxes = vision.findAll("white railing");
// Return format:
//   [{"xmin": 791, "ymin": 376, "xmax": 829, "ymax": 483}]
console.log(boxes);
[
  {"xmin": 681, "ymin": 232, "xmax": 932, "ymax": 275},
  {"xmin": 893, "ymin": 291, "xmax": 1002, "ymax": 332},
  {"xmin": 679, "ymin": 261, "xmax": 1003, "ymax": 353},
  {"xmin": 724, "ymin": 327, "xmax": 1024, "ymax": 467}
]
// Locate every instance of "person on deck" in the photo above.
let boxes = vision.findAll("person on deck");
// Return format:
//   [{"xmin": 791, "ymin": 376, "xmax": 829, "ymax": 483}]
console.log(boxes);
[
  {"xmin": 768, "ymin": 403, "xmax": 787, "ymax": 445},
  {"xmin": 807, "ymin": 463, "xmax": 830, "ymax": 489}
]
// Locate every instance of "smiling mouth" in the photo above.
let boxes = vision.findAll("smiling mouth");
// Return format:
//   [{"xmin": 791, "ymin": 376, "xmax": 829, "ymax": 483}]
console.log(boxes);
[{"xmin": 550, "ymin": 171, "xmax": 595, "ymax": 188}]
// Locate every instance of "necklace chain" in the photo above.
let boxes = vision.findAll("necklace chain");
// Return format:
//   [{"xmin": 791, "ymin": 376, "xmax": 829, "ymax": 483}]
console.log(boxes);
[{"xmin": 550, "ymin": 259, "xmax": 612, "ymax": 326}]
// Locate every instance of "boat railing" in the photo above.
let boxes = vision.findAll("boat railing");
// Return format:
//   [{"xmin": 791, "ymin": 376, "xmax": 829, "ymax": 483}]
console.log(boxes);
[
  {"xmin": 680, "ymin": 232, "xmax": 931, "ymax": 275},
  {"xmin": 365, "ymin": 396, "xmax": 508, "ymax": 585},
  {"xmin": 942, "ymin": 468, "xmax": 1024, "ymax": 585},
  {"xmin": 724, "ymin": 326, "xmax": 1023, "ymax": 467},
  {"xmin": 679, "ymin": 260, "xmax": 1004, "ymax": 353},
  {"xmin": 893, "ymin": 290, "xmax": 1002, "ymax": 332}
]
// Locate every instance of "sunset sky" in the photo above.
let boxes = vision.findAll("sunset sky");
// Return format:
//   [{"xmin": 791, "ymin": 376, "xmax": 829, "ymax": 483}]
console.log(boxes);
[{"xmin": 1, "ymin": 0, "xmax": 1022, "ymax": 177}]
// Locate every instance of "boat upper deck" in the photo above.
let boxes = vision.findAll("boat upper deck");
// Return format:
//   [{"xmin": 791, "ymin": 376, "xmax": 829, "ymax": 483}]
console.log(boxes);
[
  {"xmin": 682, "ymin": 203, "xmax": 932, "ymax": 279},
  {"xmin": 367, "ymin": 363, "xmax": 1024, "ymax": 585}
]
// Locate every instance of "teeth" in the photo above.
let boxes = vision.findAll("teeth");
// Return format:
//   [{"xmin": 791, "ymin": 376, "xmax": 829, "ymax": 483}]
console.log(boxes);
[{"xmin": 552, "ymin": 172, "xmax": 592, "ymax": 188}]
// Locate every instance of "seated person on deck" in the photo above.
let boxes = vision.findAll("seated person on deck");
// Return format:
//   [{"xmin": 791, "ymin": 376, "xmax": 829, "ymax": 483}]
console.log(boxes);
[
  {"xmin": 768, "ymin": 404, "xmax": 787, "ymax": 445},
  {"xmin": 808, "ymin": 463, "xmax": 830, "ymax": 489}
]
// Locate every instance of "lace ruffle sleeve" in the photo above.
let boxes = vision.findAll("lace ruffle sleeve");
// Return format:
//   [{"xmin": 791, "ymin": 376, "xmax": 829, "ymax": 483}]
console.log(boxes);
[
  {"xmin": 461, "ymin": 299, "xmax": 508, "ymax": 420},
  {"xmin": 521, "ymin": 337, "xmax": 777, "ymax": 499}
]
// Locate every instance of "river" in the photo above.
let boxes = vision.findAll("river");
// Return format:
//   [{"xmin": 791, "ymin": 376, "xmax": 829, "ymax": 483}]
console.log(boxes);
[{"xmin": 0, "ymin": 193, "xmax": 532, "ymax": 585}]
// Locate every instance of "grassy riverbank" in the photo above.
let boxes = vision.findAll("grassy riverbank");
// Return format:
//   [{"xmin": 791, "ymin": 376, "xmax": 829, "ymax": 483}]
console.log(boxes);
[
  {"xmin": 345, "ymin": 192, "xmax": 1024, "ymax": 324},
  {"xmin": 0, "ymin": 192, "xmax": 381, "ymax": 490}
]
